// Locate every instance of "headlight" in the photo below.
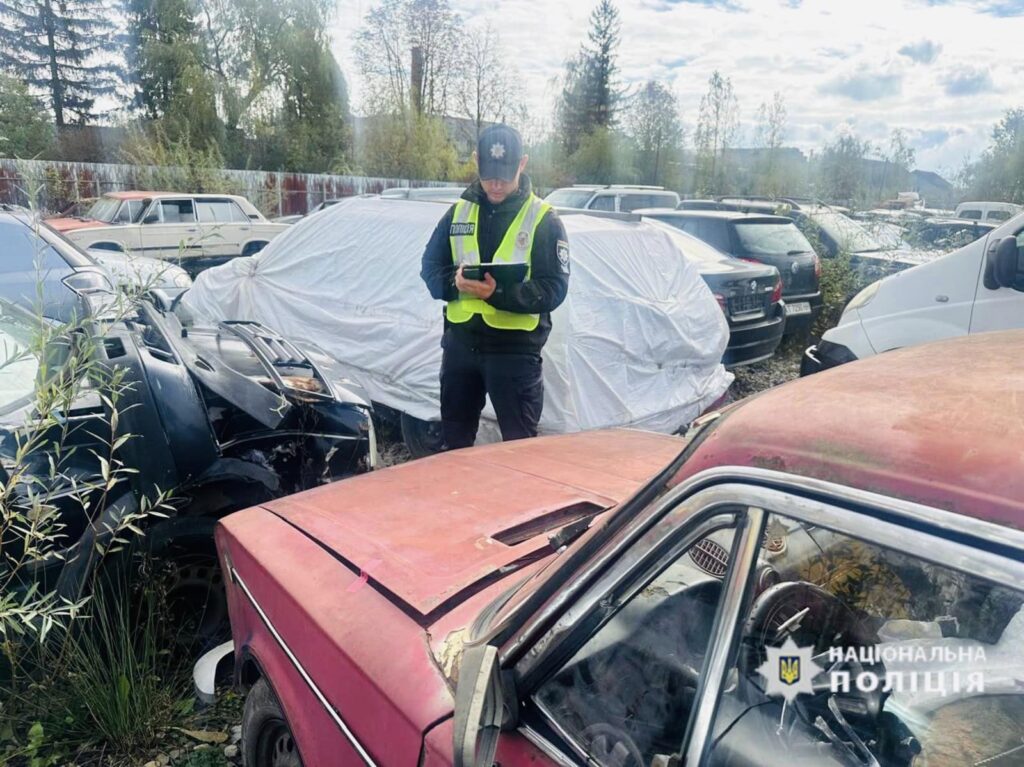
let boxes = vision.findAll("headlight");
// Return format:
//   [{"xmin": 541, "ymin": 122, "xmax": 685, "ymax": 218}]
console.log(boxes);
[
  {"xmin": 845, "ymin": 281, "xmax": 880, "ymax": 313},
  {"xmin": 173, "ymin": 271, "xmax": 193, "ymax": 288}
]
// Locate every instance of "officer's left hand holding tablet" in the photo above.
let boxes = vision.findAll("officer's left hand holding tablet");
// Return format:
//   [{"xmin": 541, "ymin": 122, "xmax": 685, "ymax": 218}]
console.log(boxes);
[{"xmin": 455, "ymin": 264, "xmax": 497, "ymax": 299}]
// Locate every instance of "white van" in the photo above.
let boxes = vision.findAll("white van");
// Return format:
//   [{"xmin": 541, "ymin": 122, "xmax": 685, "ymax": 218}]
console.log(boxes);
[
  {"xmin": 954, "ymin": 201, "xmax": 1022, "ymax": 223},
  {"xmin": 802, "ymin": 211, "xmax": 1024, "ymax": 374}
]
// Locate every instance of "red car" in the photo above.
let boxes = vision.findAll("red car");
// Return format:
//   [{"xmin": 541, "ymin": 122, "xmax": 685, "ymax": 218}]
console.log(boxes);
[{"xmin": 206, "ymin": 331, "xmax": 1024, "ymax": 767}]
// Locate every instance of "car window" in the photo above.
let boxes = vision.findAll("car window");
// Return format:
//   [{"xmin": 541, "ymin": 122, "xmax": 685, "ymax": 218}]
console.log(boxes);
[
  {"xmin": 958, "ymin": 209, "xmax": 982, "ymax": 220},
  {"xmin": 808, "ymin": 211, "xmax": 881, "ymax": 253},
  {"xmin": 620, "ymin": 193, "xmax": 679, "ymax": 212},
  {"xmin": 987, "ymin": 210, "xmax": 1011, "ymax": 222},
  {"xmin": 700, "ymin": 220, "xmax": 732, "ymax": 253},
  {"xmin": 545, "ymin": 189, "xmax": 598, "ymax": 208},
  {"xmin": 196, "ymin": 199, "xmax": 248, "ymax": 223},
  {"xmin": 0, "ymin": 308, "xmax": 41, "ymax": 416},
  {"xmin": 734, "ymin": 221, "xmax": 816, "ymax": 257},
  {"xmin": 1, "ymin": 220, "xmax": 70, "ymax": 274},
  {"xmin": 158, "ymin": 199, "xmax": 197, "ymax": 224},
  {"xmin": 86, "ymin": 197, "xmax": 121, "ymax": 223},
  {"xmin": 643, "ymin": 219, "xmax": 732, "ymax": 263},
  {"xmin": 535, "ymin": 525, "xmax": 737, "ymax": 766},
  {"xmin": 706, "ymin": 513, "xmax": 1024, "ymax": 767},
  {"xmin": 589, "ymin": 194, "xmax": 616, "ymax": 212}
]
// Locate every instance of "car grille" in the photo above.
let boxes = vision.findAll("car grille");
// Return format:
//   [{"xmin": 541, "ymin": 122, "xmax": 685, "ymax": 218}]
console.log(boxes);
[
  {"xmin": 690, "ymin": 538, "xmax": 729, "ymax": 578},
  {"xmin": 728, "ymin": 292, "xmax": 766, "ymax": 316}
]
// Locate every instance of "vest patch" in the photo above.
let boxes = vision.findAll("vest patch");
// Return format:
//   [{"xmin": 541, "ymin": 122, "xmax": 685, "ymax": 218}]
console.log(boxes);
[{"xmin": 450, "ymin": 222, "xmax": 476, "ymax": 236}]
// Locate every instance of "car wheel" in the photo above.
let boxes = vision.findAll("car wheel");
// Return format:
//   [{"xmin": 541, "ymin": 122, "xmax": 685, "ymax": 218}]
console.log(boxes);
[
  {"xmin": 105, "ymin": 515, "xmax": 228, "ymax": 652},
  {"xmin": 400, "ymin": 412, "xmax": 444, "ymax": 458},
  {"xmin": 243, "ymin": 241, "xmax": 269, "ymax": 257},
  {"xmin": 242, "ymin": 678, "xmax": 304, "ymax": 767}
]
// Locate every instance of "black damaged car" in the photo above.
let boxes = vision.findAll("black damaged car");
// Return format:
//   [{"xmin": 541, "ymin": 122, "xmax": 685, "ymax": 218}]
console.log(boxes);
[
  {"xmin": 0, "ymin": 221, "xmax": 376, "ymax": 640},
  {"xmin": 643, "ymin": 218, "xmax": 786, "ymax": 367}
]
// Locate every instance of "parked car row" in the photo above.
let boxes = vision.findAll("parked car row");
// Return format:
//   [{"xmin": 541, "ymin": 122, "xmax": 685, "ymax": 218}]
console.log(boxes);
[{"xmin": 46, "ymin": 192, "xmax": 289, "ymax": 274}]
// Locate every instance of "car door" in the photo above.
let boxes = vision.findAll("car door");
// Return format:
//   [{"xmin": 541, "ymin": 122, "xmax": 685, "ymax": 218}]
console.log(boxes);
[
  {"xmin": 194, "ymin": 198, "xmax": 253, "ymax": 263},
  {"xmin": 970, "ymin": 228, "xmax": 1024, "ymax": 334},
  {"xmin": 476, "ymin": 479, "xmax": 1024, "ymax": 767},
  {"xmin": 139, "ymin": 198, "xmax": 203, "ymax": 262}
]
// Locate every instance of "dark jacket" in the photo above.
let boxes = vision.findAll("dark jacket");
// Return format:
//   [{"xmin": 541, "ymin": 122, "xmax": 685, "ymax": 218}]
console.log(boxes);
[{"xmin": 420, "ymin": 175, "xmax": 569, "ymax": 354}]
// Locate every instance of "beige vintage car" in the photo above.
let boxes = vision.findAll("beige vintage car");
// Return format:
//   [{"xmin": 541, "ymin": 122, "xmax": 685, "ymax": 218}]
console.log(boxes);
[{"xmin": 47, "ymin": 191, "xmax": 288, "ymax": 274}]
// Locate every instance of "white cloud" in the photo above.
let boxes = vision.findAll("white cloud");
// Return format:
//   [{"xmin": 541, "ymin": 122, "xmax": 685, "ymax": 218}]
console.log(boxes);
[{"xmin": 330, "ymin": 0, "xmax": 1024, "ymax": 172}]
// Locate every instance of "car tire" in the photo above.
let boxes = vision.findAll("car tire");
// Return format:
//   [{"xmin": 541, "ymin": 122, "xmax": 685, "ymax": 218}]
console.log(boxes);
[
  {"xmin": 242, "ymin": 678, "xmax": 304, "ymax": 767},
  {"xmin": 103, "ymin": 515, "xmax": 228, "ymax": 651},
  {"xmin": 242, "ymin": 241, "xmax": 269, "ymax": 257},
  {"xmin": 400, "ymin": 412, "xmax": 444, "ymax": 458}
]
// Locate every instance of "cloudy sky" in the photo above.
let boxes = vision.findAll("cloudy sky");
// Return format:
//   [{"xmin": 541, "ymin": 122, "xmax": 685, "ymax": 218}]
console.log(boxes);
[{"xmin": 330, "ymin": 0, "xmax": 1024, "ymax": 175}]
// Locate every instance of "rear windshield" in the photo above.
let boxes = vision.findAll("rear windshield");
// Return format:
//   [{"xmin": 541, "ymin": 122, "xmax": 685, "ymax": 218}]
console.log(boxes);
[
  {"xmin": 734, "ymin": 221, "xmax": 814, "ymax": 256},
  {"xmin": 620, "ymin": 192, "xmax": 679, "ymax": 212},
  {"xmin": 545, "ymin": 189, "xmax": 596, "ymax": 209}
]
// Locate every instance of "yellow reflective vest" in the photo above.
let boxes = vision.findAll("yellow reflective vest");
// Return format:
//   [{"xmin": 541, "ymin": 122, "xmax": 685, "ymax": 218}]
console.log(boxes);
[{"xmin": 446, "ymin": 194, "xmax": 551, "ymax": 331}]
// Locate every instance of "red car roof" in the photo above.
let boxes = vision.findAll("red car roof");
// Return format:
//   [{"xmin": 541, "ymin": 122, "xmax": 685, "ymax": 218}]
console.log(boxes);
[{"xmin": 675, "ymin": 330, "xmax": 1024, "ymax": 531}]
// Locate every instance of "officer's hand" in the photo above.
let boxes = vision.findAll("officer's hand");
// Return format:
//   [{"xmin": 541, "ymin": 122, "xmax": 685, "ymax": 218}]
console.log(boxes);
[{"xmin": 455, "ymin": 266, "xmax": 497, "ymax": 299}]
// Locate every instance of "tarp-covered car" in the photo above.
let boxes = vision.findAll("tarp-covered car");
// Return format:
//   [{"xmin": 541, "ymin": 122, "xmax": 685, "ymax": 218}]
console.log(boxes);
[{"xmin": 183, "ymin": 197, "xmax": 732, "ymax": 454}]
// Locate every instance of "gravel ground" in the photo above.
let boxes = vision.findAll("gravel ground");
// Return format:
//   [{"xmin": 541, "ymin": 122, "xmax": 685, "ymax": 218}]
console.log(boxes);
[{"xmin": 728, "ymin": 337, "xmax": 805, "ymax": 401}]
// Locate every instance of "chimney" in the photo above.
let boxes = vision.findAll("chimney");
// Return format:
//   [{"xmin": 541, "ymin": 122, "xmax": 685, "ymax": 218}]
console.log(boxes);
[{"xmin": 410, "ymin": 46, "xmax": 424, "ymax": 114}]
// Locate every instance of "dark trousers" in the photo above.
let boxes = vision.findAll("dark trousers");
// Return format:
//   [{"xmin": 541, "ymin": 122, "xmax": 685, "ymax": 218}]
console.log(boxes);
[{"xmin": 440, "ymin": 335, "xmax": 544, "ymax": 449}]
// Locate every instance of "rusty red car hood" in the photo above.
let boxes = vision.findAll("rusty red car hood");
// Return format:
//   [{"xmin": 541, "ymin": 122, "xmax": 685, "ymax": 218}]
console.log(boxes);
[
  {"xmin": 45, "ymin": 216, "xmax": 104, "ymax": 233},
  {"xmin": 259, "ymin": 429, "xmax": 683, "ymax": 620}
]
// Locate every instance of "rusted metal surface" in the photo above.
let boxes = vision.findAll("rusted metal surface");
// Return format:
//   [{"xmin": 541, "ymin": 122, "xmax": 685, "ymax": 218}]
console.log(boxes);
[
  {"xmin": 673, "ymin": 330, "xmax": 1024, "ymax": 530},
  {"xmin": 0, "ymin": 158, "xmax": 460, "ymax": 217},
  {"xmin": 259, "ymin": 429, "xmax": 684, "ymax": 618}
]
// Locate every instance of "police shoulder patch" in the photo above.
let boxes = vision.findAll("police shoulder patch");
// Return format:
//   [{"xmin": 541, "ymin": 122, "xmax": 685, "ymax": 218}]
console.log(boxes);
[{"xmin": 556, "ymin": 240, "xmax": 570, "ymax": 274}]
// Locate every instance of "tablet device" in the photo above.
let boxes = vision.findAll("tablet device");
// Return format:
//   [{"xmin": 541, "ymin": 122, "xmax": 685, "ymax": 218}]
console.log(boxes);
[{"xmin": 462, "ymin": 263, "xmax": 528, "ymax": 287}]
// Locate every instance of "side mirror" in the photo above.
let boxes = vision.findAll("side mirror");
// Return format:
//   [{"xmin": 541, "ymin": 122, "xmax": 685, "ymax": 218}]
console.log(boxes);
[
  {"xmin": 453, "ymin": 644, "xmax": 512, "ymax": 767},
  {"xmin": 143, "ymin": 213, "xmax": 160, "ymax": 224},
  {"xmin": 984, "ymin": 236, "xmax": 1024, "ymax": 291}
]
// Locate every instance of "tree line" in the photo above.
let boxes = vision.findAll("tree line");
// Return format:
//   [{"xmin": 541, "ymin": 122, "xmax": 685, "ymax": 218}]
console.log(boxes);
[{"xmin": 0, "ymin": 0, "xmax": 1020, "ymax": 204}]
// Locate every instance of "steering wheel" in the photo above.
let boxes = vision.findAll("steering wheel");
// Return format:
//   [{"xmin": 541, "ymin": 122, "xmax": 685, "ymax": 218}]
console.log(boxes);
[
  {"xmin": 735, "ymin": 582, "xmax": 889, "ymax": 760},
  {"xmin": 580, "ymin": 723, "xmax": 645, "ymax": 767}
]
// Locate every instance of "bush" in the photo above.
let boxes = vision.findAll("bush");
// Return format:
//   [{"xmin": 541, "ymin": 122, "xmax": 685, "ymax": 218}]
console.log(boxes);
[{"xmin": 0, "ymin": 204, "xmax": 181, "ymax": 764}]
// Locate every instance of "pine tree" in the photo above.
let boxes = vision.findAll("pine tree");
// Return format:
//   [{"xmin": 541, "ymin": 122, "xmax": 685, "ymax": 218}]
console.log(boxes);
[
  {"xmin": 0, "ymin": 0, "xmax": 120, "ymax": 126},
  {"xmin": 558, "ymin": 0, "xmax": 621, "ymax": 155}
]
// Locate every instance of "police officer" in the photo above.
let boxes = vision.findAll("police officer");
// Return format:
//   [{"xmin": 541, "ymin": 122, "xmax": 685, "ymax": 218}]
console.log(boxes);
[{"xmin": 420, "ymin": 124, "xmax": 569, "ymax": 449}]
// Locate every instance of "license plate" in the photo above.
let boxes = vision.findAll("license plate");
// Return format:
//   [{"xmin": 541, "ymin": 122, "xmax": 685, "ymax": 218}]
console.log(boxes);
[{"xmin": 786, "ymin": 302, "xmax": 811, "ymax": 316}]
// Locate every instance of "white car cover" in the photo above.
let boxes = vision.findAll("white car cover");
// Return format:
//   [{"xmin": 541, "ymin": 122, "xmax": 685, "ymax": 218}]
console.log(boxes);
[{"xmin": 184, "ymin": 196, "xmax": 731, "ymax": 436}]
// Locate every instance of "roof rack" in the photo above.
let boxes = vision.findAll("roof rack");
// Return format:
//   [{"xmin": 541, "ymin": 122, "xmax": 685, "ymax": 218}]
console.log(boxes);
[
  {"xmin": 569, "ymin": 184, "xmax": 668, "ymax": 191},
  {"xmin": 553, "ymin": 208, "xmax": 642, "ymax": 222}
]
